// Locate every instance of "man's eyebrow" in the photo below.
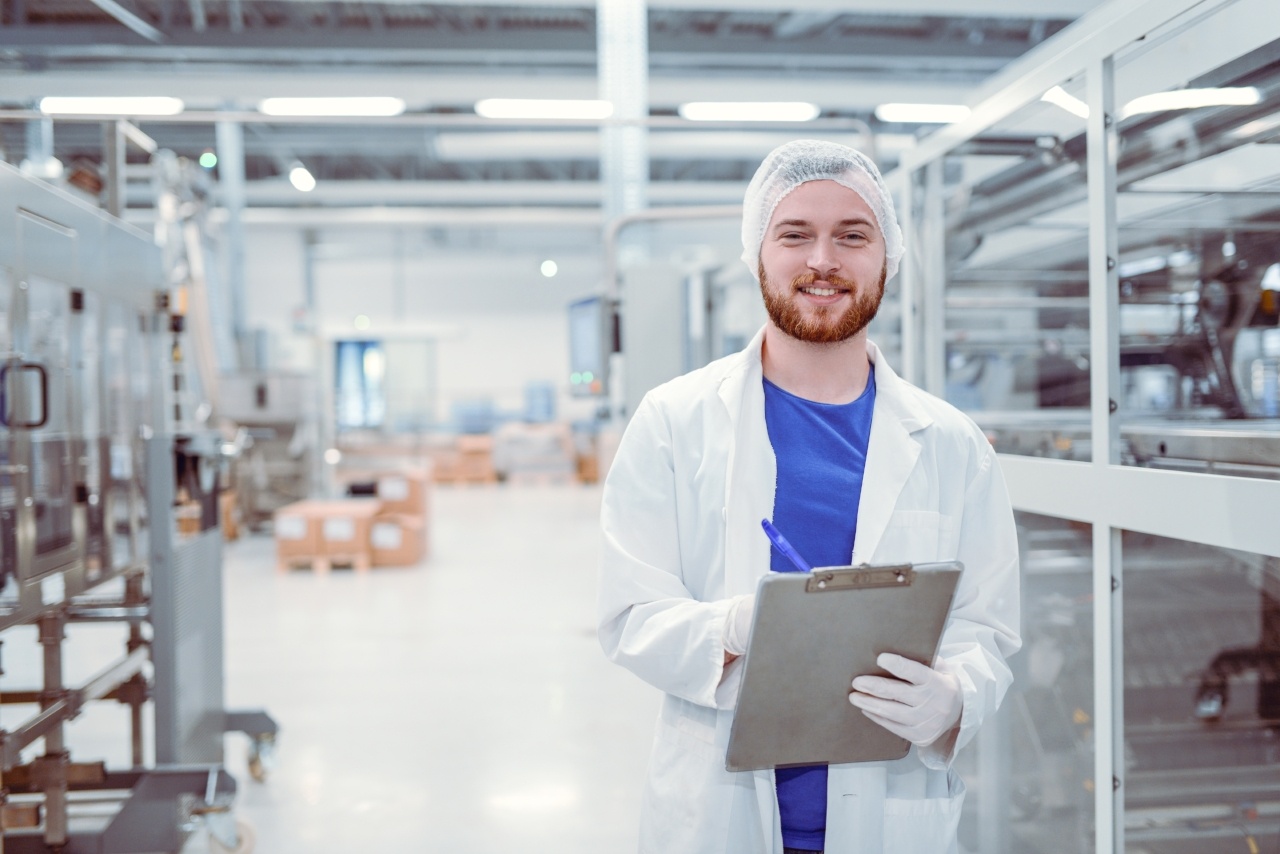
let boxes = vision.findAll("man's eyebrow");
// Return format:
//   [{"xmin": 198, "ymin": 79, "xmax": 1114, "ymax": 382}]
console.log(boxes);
[{"xmin": 771, "ymin": 217, "xmax": 877, "ymax": 230}]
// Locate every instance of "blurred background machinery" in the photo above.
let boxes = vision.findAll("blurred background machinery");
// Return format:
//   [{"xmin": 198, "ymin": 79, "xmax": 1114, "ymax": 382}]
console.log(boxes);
[{"xmin": 0, "ymin": 156, "xmax": 271, "ymax": 852}]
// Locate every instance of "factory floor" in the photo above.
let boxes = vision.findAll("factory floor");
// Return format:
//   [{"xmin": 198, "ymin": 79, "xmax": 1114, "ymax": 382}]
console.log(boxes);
[{"xmin": 196, "ymin": 483, "xmax": 658, "ymax": 853}]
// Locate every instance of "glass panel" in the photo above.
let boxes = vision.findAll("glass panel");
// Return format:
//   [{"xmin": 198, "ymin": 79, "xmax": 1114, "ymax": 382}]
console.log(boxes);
[
  {"xmin": 74, "ymin": 290, "xmax": 107, "ymax": 580},
  {"xmin": 935, "ymin": 77, "xmax": 1092, "ymax": 460},
  {"xmin": 1112, "ymin": 8, "xmax": 1280, "ymax": 480},
  {"xmin": 103, "ymin": 301, "xmax": 135, "ymax": 571},
  {"xmin": 1121, "ymin": 532, "xmax": 1278, "ymax": 852},
  {"xmin": 957, "ymin": 510, "xmax": 1096, "ymax": 853},
  {"xmin": 25, "ymin": 274, "xmax": 74, "ymax": 563},
  {"xmin": 128, "ymin": 308, "xmax": 154, "ymax": 560}
]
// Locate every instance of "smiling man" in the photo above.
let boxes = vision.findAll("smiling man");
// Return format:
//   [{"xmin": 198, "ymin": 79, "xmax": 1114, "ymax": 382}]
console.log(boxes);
[{"xmin": 598, "ymin": 140, "xmax": 1021, "ymax": 854}]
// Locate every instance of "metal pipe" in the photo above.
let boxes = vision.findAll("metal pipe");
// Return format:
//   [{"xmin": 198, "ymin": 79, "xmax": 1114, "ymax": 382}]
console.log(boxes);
[
  {"xmin": 3, "ymin": 643, "xmax": 150, "ymax": 766},
  {"xmin": 86, "ymin": 0, "xmax": 164, "ymax": 42},
  {"xmin": 125, "ymin": 571, "xmax": 146, "ymax": 768},
  {"xmin": 38, "ymin": 612, "xmax": 69, "ymax": 847},
  {"xmin": 103, "ymin": 120, "xmax": 125, "ymax": 217},
  {"xmin": 603, "ymin": 204, "xmax": 741, "ymax": 302}
]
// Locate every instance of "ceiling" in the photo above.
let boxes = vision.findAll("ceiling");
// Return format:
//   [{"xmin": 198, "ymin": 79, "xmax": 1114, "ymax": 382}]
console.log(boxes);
[{"xmin": 0, "ymin": 0, "xmax": 1108, "ymax": 233}]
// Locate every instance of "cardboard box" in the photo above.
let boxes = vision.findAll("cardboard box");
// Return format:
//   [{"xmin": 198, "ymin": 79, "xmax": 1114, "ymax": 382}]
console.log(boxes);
[
  {"xmin": 335, "ymin": 464, "xmax": 431, "ymax": 518},
  {"xmin": 454, "ymin": 435, "xmax": 497, "ymax": 483},
  {"xmin": 375, "ymin": 469, "xmax": 430, "ymax": 518},
  {"xmin": 275, "ymin": 499, "xmax": 380, "ymax": 572},
  {"xmin": 220, "ymin": 489, "xmax": 240, "ymax": 541},
  {"xmin": 370, "ymin": 513, "xmax": 428, "ymax": 567},
  {"xmin": 175, "ymin": 503, "xmax": 202, "ymax": 537}
]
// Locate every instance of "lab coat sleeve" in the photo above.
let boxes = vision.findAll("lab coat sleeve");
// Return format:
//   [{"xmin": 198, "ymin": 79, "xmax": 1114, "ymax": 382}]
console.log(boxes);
[
  {"xmin": 920, "ymin": 443, "xmax": 1022, "ymax": 769},
  {"xmin": 597, "ymin": 395, "xmax": 732, "ymax": 709}
]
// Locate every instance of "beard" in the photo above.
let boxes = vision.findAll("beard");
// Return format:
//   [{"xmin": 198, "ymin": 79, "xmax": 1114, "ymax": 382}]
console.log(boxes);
[{"xmin": 758, "ymin": 261, "xmax": 886, "ymax": 344}]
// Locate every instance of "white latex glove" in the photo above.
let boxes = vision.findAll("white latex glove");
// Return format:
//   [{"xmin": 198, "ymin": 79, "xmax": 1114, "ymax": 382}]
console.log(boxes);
[
  {"xmin": 848, "ymin": 653, "xmax": 962, "ymax": 747},
  {"xmin": 723, "ymin": 594, "xmax": 755, "ymax": 656}
]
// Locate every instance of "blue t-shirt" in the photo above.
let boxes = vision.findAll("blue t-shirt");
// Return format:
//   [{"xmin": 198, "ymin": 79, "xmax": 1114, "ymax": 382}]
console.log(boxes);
[{"xmin": 763, "ymin": 368, "xmax": 876, "ymax": 851}]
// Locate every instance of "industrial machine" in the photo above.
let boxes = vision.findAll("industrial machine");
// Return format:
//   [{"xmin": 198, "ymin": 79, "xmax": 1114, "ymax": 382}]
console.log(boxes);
[{"xmin": 0, "ymin": 158, "xmax": 272, "ymax": 852}]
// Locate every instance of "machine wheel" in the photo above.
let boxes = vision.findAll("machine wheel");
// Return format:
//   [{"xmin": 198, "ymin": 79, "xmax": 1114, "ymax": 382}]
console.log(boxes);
[
  {"xmin": 209, "ymin": 819, "xmax": 255, "ymax": 854},
  {"xmin": 247, "ymin": 733, "xmax": 276, "ymax": 782},
  {"xmin": 247, "ymin": 753, "xmax": 266, "ymax": 783}
]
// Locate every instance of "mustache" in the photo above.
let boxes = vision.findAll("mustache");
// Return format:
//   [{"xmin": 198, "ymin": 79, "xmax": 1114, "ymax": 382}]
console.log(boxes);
[{"xmin": 791, "ymin": 272, "xmax": 859, "ymax": 289}]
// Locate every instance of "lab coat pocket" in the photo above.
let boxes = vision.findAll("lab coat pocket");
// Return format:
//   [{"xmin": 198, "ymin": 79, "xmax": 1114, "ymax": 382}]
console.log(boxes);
[
  {"xmin": 882, "ymin": 769, "xmax": 965, "ymax": 854},
  {"xmin": 875, "ymin": 510, "xmax": 950, "ymax": 563},
  {"xmin": 641, "ymin": 719, "xmax": 732, "ymax": 854}
]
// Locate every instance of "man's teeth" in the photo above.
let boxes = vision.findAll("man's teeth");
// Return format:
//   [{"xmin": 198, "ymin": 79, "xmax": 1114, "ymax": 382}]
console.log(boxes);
[{"xmin": 802, "ymin": 287, "xmax": 840, "ymax": 296}]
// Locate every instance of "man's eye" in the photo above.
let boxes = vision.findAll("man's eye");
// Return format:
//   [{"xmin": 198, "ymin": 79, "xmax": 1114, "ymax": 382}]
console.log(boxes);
[{"xmin": 841, "ymin": 233, "xmax": 868, "ymax": 242}]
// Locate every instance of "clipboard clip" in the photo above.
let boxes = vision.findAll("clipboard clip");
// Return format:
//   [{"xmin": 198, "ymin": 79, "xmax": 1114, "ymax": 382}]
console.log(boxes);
[{"xmin": 805, "ymin": 565, "xmax": 915, "ymax": 592}]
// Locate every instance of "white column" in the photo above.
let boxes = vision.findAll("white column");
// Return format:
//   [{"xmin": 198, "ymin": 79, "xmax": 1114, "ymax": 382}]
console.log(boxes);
[
  {"xmin": 1086, "ymin": 55, "xmax": 1123, "ymax": 854},
  {"xmin": 216, "ymin": 119, "xmax": 248, "ymax": 347},
  {"xmin": 598, "ymin": 0, "xmax": 648, "ymax": 226}
]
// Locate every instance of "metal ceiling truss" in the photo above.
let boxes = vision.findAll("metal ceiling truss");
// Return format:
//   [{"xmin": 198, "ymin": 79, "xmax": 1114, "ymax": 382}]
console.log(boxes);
[{"xmin": 2, "ymin": 1, "xmax": 1070, "ymax": 82}]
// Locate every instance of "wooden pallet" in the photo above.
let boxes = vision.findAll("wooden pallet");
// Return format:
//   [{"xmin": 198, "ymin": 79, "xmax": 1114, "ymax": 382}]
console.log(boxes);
[
  {"xmin": 504, "ymin": 470, "xmax": 577, "ymax": 487},
  {"xmin": 433, "ymin": 473, "xmax": 499, "ymax": 487},
  {"xmin": 277, "ymin": 553, "xmax": 372, "ymax": 574}
]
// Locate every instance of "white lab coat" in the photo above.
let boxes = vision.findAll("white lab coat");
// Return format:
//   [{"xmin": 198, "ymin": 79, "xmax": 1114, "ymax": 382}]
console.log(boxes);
[{"xmin": 598, "ymin": 328, "xmax": 1021, "ymax": 854}]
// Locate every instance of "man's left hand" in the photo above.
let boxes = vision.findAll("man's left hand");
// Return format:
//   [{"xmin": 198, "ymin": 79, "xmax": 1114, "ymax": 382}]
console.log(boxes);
[{"xmin": 849, "ymin": 653, "xmax": 962, "ymax": 747}]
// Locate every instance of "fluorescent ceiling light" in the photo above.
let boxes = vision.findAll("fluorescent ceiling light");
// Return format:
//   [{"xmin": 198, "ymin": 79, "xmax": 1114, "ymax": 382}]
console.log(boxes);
[
  {"xmin": 474, "ymin": 99, "xmax": 613, "ymax": 120},
  {"xmin": 258, "ymin": 97, "xmax": 406, "ymax": 117},
  {"xmin": 874, "ymin": 103, "xmax": 970, "ymax": 124},
  {"xmin": 678, "ymin": 102, "xmax": 820, "ymax": 122},
  {"xmin": 39, "ymin": 96, "xmax": 184, "ymax": 116},
  {"xmin": 1041, "ymin": 86, "xmax": 1090, "ymax": 119},
  {"xmin": 289, "ymin": 164, "xmax": 316, "ymax": 193},
  {"xmin": 1121, "ymin": 87, "xmax": 1261, "ymax": 119}
]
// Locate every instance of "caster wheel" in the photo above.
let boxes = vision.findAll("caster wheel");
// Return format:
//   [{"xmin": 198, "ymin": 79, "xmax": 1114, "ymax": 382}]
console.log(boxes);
[
  {"xmin": 209, "ymin": 819, "xmax": 255, "ymax": 854},
  {"xmin": 247, "ymin": 733, "xmax": 276, "ymax": 783}
]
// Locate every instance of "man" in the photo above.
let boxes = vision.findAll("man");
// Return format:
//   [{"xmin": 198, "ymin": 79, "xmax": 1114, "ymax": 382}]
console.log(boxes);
[{"xmin": 598, "ymin": 139, "xmax": 1021, "ymax": 854}]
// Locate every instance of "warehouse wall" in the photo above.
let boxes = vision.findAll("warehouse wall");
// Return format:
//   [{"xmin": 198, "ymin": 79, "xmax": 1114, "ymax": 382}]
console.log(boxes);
[{"xmin": 239, "ymin": 227, "xmax": 603, "ymax": 424}]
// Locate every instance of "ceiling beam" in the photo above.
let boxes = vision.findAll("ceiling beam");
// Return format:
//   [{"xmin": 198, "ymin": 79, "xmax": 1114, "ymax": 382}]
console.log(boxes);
[
  {"xmin": 250, "ymin": 0, "xmax": 1106, "ymax": 15},
  {"xmin": 2, "ymin": 22, "xmax": 1032, "ymax": 65},
  {"xmin": 85, "ymin": 0, "xmax": 166, "ymax": 43}
]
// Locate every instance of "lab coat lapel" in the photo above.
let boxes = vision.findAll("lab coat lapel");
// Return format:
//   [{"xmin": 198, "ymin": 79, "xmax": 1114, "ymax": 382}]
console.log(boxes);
[
  {"xmin": 718, "ymin": 327, "xmax": 774, "ymax": 600},
  {"xmin": 851, "ymin": 343, "xmax": 930, "ymax": 564}
]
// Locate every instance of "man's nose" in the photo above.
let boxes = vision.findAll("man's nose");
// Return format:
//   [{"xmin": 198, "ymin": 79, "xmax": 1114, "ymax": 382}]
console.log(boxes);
[{"xmin": 807, "ymin": 241, "xmax": 840, "ymax": 277}]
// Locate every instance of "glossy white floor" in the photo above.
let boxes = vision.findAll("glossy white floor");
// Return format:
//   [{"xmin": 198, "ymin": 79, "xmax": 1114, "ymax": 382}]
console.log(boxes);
[
  {"xmin": 214, "ymin": 483, "xmax": 660, "ymax": 853},
  {"xmin": 0, "ymin": 483, "xmax": 659, "ymax": 853}
]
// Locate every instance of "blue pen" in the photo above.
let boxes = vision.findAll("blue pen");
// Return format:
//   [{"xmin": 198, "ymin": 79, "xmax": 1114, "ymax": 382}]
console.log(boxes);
[{"xmin": 760, "ymin": 519, "xmax": 812, "ymax": 572}]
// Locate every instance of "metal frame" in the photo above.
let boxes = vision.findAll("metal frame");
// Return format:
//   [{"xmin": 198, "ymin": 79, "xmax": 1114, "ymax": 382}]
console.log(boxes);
[{"xmin": 891, "ymin": 0, "xmax": 1280, "ymax": 851}]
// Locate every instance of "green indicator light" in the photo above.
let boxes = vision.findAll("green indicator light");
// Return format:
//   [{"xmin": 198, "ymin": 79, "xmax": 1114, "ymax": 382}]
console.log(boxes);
[
  {"xmin": 583, "ymin": 372, "xmax": 594, "ymax": 383},
  {"xmin": 570, "ymin": 373, "xmax": 582, "ymax": 384},
  {"xmin": 199, "ymin": 152, "xmax": 218, "ymax": 169}
]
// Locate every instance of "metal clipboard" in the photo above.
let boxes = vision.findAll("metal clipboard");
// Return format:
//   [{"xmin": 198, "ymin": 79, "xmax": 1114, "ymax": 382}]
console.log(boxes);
[{"xmin": 725, "ymin": 561, "xmax": 963, "ymax": 772}]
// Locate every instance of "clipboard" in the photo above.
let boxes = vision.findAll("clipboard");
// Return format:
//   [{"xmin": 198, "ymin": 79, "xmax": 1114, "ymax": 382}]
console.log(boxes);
[{"xmin": 725, "ymin": 561, "xmax": 962, "ymax": 772}]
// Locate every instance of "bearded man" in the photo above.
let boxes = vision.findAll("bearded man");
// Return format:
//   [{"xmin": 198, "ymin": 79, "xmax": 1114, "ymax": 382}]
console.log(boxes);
[{"xmin": 597, "ymin": 140, "xmax": 1021, "ymax": 854}]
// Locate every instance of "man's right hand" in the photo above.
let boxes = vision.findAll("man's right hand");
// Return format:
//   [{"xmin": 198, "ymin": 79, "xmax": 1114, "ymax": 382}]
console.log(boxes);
[{"xmin": 723, "ymin": 594, "xmax": 755, "ymax": 659}]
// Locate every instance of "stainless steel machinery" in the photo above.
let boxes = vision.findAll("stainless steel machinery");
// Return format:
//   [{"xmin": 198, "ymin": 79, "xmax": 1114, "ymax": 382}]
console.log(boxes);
[
  {"xmin": 890, "ymin": 3, "xmax": 1280, "ymax": 851},
  {"xmin": 0, "ymin": 159, "xmax": 272, "ymax": 852}
]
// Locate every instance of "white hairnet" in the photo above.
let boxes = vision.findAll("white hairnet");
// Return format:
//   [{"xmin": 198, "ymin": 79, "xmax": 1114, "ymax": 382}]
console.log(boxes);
[{"xmin": 741, "ymin": 139, "xmax": 904, "ymax": 281}]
